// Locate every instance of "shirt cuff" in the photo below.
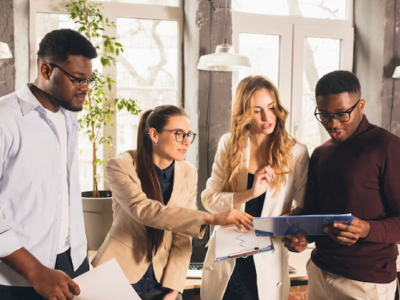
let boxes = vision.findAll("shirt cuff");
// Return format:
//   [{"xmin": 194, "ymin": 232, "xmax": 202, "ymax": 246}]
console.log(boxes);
[
  {"xmin": 363, "ymin": 220, "xmax": 384, "ymax": 243},
  {"xmin": 0, "ymin": 229, "xmax": 24, "ymax": 258}
]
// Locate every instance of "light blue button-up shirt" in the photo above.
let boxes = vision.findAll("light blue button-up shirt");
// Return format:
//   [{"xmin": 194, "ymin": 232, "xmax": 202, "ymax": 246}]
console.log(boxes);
[{"xmin": 0, "ymin": 84, "xmax": 87, "ymax": 286}]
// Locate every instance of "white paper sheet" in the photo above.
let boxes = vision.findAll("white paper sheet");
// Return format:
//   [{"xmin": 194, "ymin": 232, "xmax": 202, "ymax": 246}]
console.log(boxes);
[
  {"xmin": 215, "ymin": 226, "xmax": 273, "ymax": 262},
  {"xmin": 74, "ymin": 258, "xmax": 141, "ymax": 300}
]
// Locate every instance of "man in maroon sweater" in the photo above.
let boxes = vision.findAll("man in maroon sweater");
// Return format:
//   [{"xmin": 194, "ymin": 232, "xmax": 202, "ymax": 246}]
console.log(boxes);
[{"xmin": 284, "ymin": 70, "xmax": 400, "ymax": 299}]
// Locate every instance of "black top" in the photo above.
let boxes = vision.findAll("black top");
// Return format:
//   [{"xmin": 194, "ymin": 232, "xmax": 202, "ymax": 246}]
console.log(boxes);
[
  {"xmin": 303, "ymin": 115, "xmax": 400, "ymax": 283},
  {"xmin": 222, "ymin": 173, "xmax": 266, "ymax": 300},
  {"xmin": 131, "ymin": 161, "xmax": 175, "ymax": 294},
  {"xmin": 154, "ymin": 161, "xmax": 175, "ymax": 205},
  {"xmin": 245, "ymin": 173, "xmax": 265, "ymax": 217}
]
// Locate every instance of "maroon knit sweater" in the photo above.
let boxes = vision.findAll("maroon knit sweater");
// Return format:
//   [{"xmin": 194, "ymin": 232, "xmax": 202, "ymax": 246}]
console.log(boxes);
[{"xmin": 303, "ymin": 115, "xmax": 400, "ymax": 283}]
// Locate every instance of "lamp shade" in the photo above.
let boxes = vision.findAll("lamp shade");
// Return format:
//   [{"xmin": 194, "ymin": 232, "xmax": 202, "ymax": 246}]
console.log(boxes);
[
  {"xmin": 197, "ymin": 44, "xmax": 251, "ymax": 72},
  {"xmin": 393, "ymin": 66, "xmax": 400, "ymax": 78},
  {"xmin": 0, "ymin": 42, "xmax": 12, "ymax": 60}
]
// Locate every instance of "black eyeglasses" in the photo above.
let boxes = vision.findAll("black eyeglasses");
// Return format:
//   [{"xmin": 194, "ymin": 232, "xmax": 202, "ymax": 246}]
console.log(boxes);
[
  {"xmin": 49, "ymin": 63, "xmax": 95, "ymax": 89},
  {"xmin": 159, "ymin": 129, "xmax": 197, "ymax": 144},
  {"xmin": 314, "ymin": 99, "xmax": 361, "ymax": 123}
]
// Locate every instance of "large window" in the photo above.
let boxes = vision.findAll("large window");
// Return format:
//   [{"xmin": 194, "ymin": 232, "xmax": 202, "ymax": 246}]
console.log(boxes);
[
  {"xmin": 232, "ymin": 0, "xmax": 354, "ymax": 153},
  {"xmin": 30, "ymin": 1, "xmax": 182, "ymax": 191},
  {"xmin": 233, "ymin": 0, "xmax": 348, "ymax": 20}
]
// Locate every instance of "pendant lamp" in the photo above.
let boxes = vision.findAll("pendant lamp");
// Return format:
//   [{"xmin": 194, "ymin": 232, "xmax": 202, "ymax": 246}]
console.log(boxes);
[
  {"xmin": 0, "ymin": 42, "xmax": 12, "ymax": 60},
  {"xmin": 197, "ymin": 0, "xmax": 251, "ymax": 72},
  {"xmin": 393, "ymin": 66, "xmax": 400, "ymax": 78}
]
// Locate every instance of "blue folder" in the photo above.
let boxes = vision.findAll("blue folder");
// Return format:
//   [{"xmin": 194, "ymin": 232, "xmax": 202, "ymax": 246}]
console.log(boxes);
[{"xmin": 252, "ymin": 214, "xmax": 354, "ymax": 237}]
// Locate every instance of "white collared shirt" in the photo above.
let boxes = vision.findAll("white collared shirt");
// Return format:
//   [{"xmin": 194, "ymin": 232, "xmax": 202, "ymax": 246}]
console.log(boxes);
[
  {"xmin": 0, "ymin": 84, "xmax": 87, "ymax": 286},
  {"xmin": 44, "ymin": 108, "xmax": 70, "ymax": 254}
]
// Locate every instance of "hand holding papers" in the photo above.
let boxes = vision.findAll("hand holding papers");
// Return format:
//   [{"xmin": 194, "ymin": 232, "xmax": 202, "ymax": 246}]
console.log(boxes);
[
  {"xmin": 74, "ymin": 259, "xmax": 141, "ymax": 300},
  {"xmin": 215, "ymin": 226, "xmax": 273, "ymax": 262},
  {"xmin": 253, "ymin": 214, "xmax": 354, "ymax": 237}
]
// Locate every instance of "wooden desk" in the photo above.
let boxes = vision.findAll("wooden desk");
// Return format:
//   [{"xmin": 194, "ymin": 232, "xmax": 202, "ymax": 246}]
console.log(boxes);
[
  {"xmin": 91, "ymin": 246, "xmax": 400, "ymax": 290},
  {"xmin": 184, "ymin": 249, "xmax": 312, "ymax": 290}
]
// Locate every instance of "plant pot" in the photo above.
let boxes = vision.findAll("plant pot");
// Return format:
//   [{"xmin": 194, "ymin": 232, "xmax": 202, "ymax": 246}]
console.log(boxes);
[{"xmin": 82, "ymin": 190, "xmax": 113, "ymax": 251}]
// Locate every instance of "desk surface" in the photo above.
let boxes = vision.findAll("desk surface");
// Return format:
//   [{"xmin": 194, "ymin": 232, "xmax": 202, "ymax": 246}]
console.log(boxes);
[
  {"xmin": 90, "ymin": 247, "xmax": 400, "ymax": 290},
  {"xmin": 185, "ymin": 244, "xmax": 400, "ymax": 289},
  {"xmin": 184, "ymin": 249, "xmax": 312, "ymax": 289}
]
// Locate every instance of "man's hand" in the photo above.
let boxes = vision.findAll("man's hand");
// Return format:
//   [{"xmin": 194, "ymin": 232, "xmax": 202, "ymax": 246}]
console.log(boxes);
[
  {"xmin": 162, "ymin": 290, "xmax": 179, "ymax": 300},
  {"xmin": 323, "ymin": 217, "xmax": 370, "ymax": 246},
  {"xmin": 30, "ymin": 266, "xmax": 80, "ymax": 300},
  {"xmin": 203, "ymin": 209, "xmax": 254, "ymax": 232},
  {"xmin": 282, "ymin": 235, "xmax": 308, "ymax": 252},
  {"xmin": 1, "ymin": 248, "xmax": 80, "ymax": 300}
]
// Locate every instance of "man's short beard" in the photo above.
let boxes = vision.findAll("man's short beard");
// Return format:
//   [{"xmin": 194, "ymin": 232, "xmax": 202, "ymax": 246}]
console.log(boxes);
[{"xmin": 48, "ymin": 81, "xmax": 83, "ymax": 112}]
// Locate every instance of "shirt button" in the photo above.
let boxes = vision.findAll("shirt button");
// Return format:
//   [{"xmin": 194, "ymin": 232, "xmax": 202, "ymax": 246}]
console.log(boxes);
[{"xmin": 277, "ymin": 282, "xmax": 282, "ymax": 287}]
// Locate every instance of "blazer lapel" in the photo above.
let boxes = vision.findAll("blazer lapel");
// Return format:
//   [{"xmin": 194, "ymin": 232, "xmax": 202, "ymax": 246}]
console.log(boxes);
[{"xmin": 237, "ymin": 138, "xmax": 250, "ymax": 192}]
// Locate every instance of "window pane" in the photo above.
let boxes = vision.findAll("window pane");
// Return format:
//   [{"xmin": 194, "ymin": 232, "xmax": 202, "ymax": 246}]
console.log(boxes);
[
  {"xmin": 300, "ymin": 37, "xmax": 341, "ymax": 153},
  {"xmin": 36, "ymin": 13, "xmax": 102, "ymax": 192},
  {"xmin": 238, "ymin": 33, "xmax": 280, "ymax": 87},
  {"xmin": 233, "ymin": 0, "xmax": 348, "ymax": 20},
  {"xmin": 36, "ymin": 13, "xmax": 77, "ymax": 53},
  {"xmin": 116, "ymin": 18, "xmax": 179, "ymax": 154},
  {"xmin": 98, "ymin": 0, "xmax": 179, "ymax": 6}
]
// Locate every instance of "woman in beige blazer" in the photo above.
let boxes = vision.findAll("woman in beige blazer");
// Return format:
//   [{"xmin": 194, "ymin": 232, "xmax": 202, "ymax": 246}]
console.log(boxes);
[
  {"xmin": 92, "ymin": 105, "xmax": 252, "ymax": 300},
  {"xmin": 200, "ymin": 76, "xmax": 310, "ymax": 300}
]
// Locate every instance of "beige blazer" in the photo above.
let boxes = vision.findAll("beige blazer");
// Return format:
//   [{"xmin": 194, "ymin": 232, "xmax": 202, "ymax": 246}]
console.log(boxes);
[
  {"xmin": 92, "ymin": 151, "xmax": 206, "ymax": 293},
  {"xmin": 200, "ymin": 134, "xmax": 309, "ymax": 300}
]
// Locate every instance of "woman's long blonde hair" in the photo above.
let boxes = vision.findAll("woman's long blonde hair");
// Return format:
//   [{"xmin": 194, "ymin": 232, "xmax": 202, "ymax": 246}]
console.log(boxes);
[{"xmin": 222, "ymin": 75, "xmax": 295, "ymax": 195}]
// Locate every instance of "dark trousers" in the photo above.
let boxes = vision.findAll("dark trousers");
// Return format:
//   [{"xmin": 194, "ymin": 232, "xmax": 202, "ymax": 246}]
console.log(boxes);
[{"xmin": 0, "ymin": 249, "xmax": 89, "ymax": 300}]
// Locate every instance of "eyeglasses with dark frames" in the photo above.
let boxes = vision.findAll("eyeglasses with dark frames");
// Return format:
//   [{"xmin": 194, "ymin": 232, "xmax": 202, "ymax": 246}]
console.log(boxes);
[
  {"xmin": 314, "ymin": 99, "xmax": 361, "ymax": 123},
  {"xmin": 159, "ymin": 129, "xmax": 197, "ymax": 144},
  {"xmin": 49, "ymin": 63, "xmax": 95, "ymax": 90}
]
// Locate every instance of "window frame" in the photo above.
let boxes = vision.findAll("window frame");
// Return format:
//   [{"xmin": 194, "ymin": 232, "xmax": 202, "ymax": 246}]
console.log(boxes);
[
  {"xmin": 232, "ymin": 1, "xmax": 354, "ymax": 140},
  {"xmin": 29, "ymin": 0, "xmax": 183, "ymax": 190}
]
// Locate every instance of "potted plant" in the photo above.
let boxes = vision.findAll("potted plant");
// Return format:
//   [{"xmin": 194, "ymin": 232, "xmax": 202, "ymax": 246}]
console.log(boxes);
[{"xmin": 67, "ymin": 0, "xmax": 141, "ymax": 250}]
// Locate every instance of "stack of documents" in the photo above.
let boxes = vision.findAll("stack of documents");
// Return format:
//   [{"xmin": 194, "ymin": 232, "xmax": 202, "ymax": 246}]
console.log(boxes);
[{"xmin": 253, "ymin": 214, "xmax": 354, "ymax": 237}]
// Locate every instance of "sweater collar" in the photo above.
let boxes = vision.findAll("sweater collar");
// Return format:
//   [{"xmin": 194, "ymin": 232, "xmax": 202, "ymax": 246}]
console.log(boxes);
[{"xmin": 349, "ymin": 114, "xmax": 374, "ymax": 140}]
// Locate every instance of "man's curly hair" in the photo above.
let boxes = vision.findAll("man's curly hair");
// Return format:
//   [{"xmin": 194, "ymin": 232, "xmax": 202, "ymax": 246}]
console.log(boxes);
[
  {"xmin": 316, "ymin": 70, "xmax": 361, "ymax": 97},
  {"xmin": 37, "ymin": 29, "xmax": 97, "ymax": 64}
]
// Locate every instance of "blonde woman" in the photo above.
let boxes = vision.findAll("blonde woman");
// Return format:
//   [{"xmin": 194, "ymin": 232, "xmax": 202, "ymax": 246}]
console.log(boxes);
[{"xmin": 200, "ymin": 76, "xmax": 310, "ymax": 300}]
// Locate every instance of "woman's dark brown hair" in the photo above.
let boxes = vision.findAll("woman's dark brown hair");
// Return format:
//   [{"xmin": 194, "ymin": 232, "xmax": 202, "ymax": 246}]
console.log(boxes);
[{"xmin": 136, "ymin": 105, "xmax": 187, "ymax": 262}]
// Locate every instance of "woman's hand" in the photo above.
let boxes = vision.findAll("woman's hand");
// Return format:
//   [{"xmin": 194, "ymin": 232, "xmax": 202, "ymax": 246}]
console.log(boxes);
[
  {"xmin": 162, "ymin": 290, "xmax": 179, "ymax": 300},
  {"xmin": 203, "ymin": 209, "xmax": 254, "ymax": 232},
  {"xmin": 250, "ymin": 166, "xmax": 275, "ymax": 198}
]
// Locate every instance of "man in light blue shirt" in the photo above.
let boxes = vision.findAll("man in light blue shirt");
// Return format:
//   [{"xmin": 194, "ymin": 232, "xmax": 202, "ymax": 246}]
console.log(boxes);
[{"xmin": 0, "ymin": 29, "xmax": 97, "ymax": 300}]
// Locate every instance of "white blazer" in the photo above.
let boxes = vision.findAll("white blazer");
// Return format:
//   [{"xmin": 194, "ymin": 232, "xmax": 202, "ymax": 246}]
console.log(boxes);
[{"xmin": 200, "ymin": 133, "xmax": 309, "ymax": 300}]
